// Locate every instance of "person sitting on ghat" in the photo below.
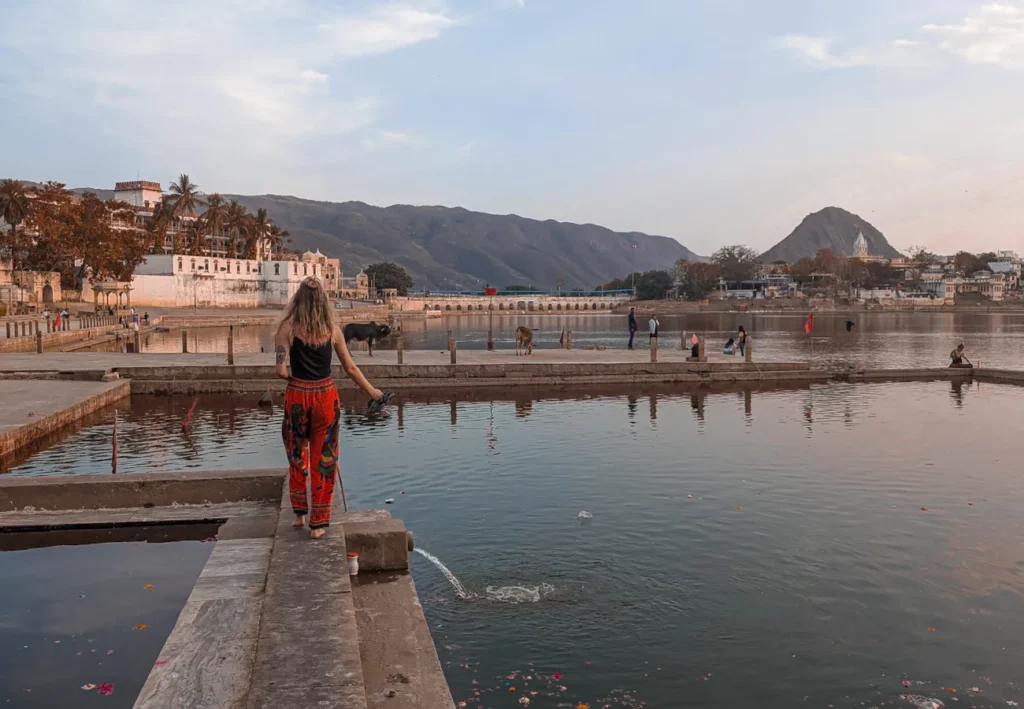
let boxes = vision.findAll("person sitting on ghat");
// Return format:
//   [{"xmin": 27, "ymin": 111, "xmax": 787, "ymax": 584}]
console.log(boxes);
[
  {"xmin": 723, "ymin": 337, "xmax": 736, "ymax": 355},
  {"xmin": 949, "ymin": 343, "xmax": 973, "ymax": 368}
]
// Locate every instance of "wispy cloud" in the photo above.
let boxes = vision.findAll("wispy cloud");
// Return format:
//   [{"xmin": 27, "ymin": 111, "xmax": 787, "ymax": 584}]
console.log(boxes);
[
  {"xmin": 778, "ymin": 2, "xmax": 1024, "ymax": 71},
  {"xmin": 923, "ymin": 2, "xmax": 1024, "ymax": 69},
  {"xmin": 0, "ymin": 0, "xmax": 461, "ymax": 185},
  {"xmin": 775, "ymin": 34, "xmax": 929, "ymax": 69}
]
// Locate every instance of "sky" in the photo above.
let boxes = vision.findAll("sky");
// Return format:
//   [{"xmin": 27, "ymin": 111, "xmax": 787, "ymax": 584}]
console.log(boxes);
[{"xmin": 1, "ymin": 0, "xmax": 1023, "ymax": 257}]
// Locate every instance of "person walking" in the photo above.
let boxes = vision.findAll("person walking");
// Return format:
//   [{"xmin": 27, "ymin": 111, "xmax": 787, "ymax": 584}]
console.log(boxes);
[
  {"xmin": 649, "ymin": 312, "xmax": 660, "ymax": 344},
  {"xmin": 737, "ymin": 326, "xmax": 747, "ymax": 357},
  {"xmin": 275, "ymin": 277, "xmax": 383, "ymax": 539},
  {"xmin": 628, "ymin": 307, "xmax": 638, "ymax": 350}
]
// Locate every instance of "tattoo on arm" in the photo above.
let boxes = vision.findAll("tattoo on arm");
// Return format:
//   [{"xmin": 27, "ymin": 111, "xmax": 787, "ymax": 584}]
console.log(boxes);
[{"xmin": 275, "ymin": 345, "xmax": 286, "ymax": 365}]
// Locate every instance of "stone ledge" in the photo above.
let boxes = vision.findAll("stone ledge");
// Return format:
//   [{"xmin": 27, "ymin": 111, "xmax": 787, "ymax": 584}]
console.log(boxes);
[
  {"xmin": 0, "ymin": 468, "xmax": 286, "ymax": 511},
  {"xmin": 345, "ymin": 518, "xmax": 410, "ymax": 572}
]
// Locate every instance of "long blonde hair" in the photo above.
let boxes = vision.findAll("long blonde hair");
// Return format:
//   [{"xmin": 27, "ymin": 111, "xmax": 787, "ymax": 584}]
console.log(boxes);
[{"xmin": 280, "ymin": 277, "xmax": 336, "ymax": 346}]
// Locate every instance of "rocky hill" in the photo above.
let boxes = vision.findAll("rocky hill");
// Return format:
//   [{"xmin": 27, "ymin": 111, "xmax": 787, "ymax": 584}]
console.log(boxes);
[
  {"xmin": 54, "ymin": 184, "xmax": 701, "ymax": 290},
  {"xmin": 224, "ymin": 195, "xmax": 701, "ymax": 290},
  {"xmin": 761, "ymin": 207, "xmax": 902, "ymax": 263}
]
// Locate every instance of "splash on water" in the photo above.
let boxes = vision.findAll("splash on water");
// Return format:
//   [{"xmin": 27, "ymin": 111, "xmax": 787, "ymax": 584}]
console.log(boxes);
[
  {"xmin": 414, "ymin": 548, "xmax": 472, "ymax": 599},
  {"xmin": 484, "ymin": 582, "xmax": 556, "ymax": 604},
  {"xmin": 414, "ymin": 548, "xmax": 554, "ymax": 604}
]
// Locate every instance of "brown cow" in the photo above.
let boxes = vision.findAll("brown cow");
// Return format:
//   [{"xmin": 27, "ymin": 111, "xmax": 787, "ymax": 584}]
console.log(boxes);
[{"xmin": 515, "ymin": 326, "xmax": 533, "ymax": 356}]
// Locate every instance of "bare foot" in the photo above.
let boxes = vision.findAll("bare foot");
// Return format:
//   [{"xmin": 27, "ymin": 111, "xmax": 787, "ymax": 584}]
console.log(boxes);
[
  {"xmin": 310, "ymin": 528, "xmax": 327, "ymax": 540},
  {"xmin": 292, "ymin": 515, "xmax": 306, "ymax": 528}
]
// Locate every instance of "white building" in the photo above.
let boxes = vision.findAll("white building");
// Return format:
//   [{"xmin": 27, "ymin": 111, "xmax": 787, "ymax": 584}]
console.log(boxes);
[{"xmin": 129, "ymin": 254, "xmax": 324, "ymax": 308}]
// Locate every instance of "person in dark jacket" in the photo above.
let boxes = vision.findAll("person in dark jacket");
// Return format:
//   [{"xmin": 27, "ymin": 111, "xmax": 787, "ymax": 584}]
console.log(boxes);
[{"xmin": 627, "ymin": 307, "xmax": 638, "ymax": 350}]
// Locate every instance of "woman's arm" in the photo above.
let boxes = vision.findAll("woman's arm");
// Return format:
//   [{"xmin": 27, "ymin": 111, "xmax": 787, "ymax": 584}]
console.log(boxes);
[
  {"xmin": 334, "ymin": 332, "xmax": 383, "ymax": 400},
  {"xmin": 274, "ymin": 324, "xmax": 290, "ymax": 380}
]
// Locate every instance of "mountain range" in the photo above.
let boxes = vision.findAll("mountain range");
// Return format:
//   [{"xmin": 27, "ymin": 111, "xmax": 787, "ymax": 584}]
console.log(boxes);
[
  {"xmin": 760, "ymin": 206, "xmax": 902, "ymax": 263},
  {"xmin": 222, "ymin": 195, "xmax": 702, "ymax": 290}
]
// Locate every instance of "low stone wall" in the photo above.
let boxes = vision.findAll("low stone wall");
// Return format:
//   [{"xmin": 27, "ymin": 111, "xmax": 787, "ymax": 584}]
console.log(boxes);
[
  {"xmin": 0, "ymin": 323, "xmax": 121, "ymax": 353},
  {"xmin": 0, "ymin": 380, "xmax": 129, "ymax": 458}
]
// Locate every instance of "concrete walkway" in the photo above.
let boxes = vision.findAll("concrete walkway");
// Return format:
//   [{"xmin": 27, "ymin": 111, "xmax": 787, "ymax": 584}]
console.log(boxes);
[
  {"xmin": 0, "ymin": 347, "xmax": 755, "ymax": 371},
  {"xmin": 0, "ymin": 379, "xmax": 129, "ymax": 458}
]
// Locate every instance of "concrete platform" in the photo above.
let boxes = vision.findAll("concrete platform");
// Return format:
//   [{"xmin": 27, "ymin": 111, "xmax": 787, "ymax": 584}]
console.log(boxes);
[
  {"xmin": 0, "ymin": 469, "xmax": 443, "ymax": 709},
  {"xmin": 0, "ymin": 379, "xmax": 129, "ymax": 458}
]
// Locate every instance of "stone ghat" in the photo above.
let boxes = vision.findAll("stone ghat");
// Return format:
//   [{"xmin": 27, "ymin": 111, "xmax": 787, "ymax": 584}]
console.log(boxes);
[{"xmin": 0, "ymin": 469, "xmax": 450, "ymax": 709}]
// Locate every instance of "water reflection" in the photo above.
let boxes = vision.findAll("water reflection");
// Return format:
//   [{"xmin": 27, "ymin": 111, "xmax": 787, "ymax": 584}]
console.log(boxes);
[
  {"xmin": 79, "ymin": 311, "xmax": 1024, "ymax": 370},
  {"xmin": 8, "ymin": 382, "xmax": 1024, "ymax": 707}
]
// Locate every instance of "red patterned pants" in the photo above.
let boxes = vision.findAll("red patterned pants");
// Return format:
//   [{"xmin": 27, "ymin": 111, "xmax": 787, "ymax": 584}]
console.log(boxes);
[{"xmin": 282, "ymin": 377, "xmax": 342, "ymax": 529}]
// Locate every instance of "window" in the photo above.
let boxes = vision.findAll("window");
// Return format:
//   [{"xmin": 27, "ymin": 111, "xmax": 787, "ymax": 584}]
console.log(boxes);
[
  {"xmin": 246, "ymin": 263, "xmax": 251, "ymax": 274},
  {"xmin": 293, "ymin": 263, "xmax": 298, "ymax": 275},
  {"xmin": 257, "ymin": 263, "xmax": 262, "ymax": 274},
  {"xmin": 204, "ymin": 259, "xmax": 210, "ymax": 272},
  {"xmin": 274, "ymin": 263, "xmax": 280, "ymax": 276},
  {"xmin": 303, "ymin": 264, "xmax": 308, "ymax": 276},
  {"xmin": 313, "ymin": 265, "xmax": 317, "ymax": 276},
  {"xmin": 177, "ymin": 258, "xmax": 183, "ymax": 271},
  {"xmin": 236, "ymin": 262, "xmax": 240, "ymax": 274}
]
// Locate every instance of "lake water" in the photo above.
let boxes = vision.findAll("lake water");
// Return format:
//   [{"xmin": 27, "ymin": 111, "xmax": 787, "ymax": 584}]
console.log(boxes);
[
  {"xmin": 0, "ymin": 532, "xmax": 212, "ymax": 707},
  {"xmin": 109, "ymin": 311, "xmax": 1024, "ymax": 369},
  {"xmin": 5, "ymin": 381, "xmax": 1024, "ymax": 708}
]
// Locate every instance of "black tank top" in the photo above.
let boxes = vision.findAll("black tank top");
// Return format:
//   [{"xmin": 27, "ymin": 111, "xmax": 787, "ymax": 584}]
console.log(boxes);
[{"xmin": 289, "ymin": 337, "xmax": 333, "ymax": 380}]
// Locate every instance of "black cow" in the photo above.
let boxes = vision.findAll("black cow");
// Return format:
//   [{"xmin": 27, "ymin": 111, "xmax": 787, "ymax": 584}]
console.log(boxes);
[{"xmin": 342, "ymin": 322, "xmax": 392, "ymax": 357}]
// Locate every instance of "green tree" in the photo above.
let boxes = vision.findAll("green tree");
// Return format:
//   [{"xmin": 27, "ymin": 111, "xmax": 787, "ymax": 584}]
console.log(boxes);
[
  {"xmin": 365, "ymin": 262, "xmax": 413, "ymax": 295},
  {"xmin": 711, "ymin": 245, "xmax": 759, "ymax": 282},
  {"xmin": 166, "ymin": 174, "xmax": 204, "ymax": 217},
  {"xmin": 267, "ymin": 224, "xmax": 289, "ymax": 258},
  {"xmin": 0, "ymin": 178, "xmax": 32, "ymax": 269},
  {"xmin": 976, "ymin": 252, "xmax": 998, "ymax": 266},
  {"xmin": 674, "ymin": 259, "xmax": 721, "ymax": 299},
  {"xmin": 634, "ymin": 269, "xmax": 673, "ymax": 300},
  {"xmin": 953, "ymin": 251, "xmax": 983, "ymax": 276},
  {"xmin": 225, "ymin": 200, "xmax": 251, "ymax": 259},
  {"xmin": 248, "ymin": 207, "xmax": 271, "ymax": 260}
]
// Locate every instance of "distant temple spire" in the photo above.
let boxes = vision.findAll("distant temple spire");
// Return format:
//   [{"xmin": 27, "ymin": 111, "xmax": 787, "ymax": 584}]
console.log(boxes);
[{"xmin": 853, "ymin": 231, "xmax": 868, "ymax": 259}]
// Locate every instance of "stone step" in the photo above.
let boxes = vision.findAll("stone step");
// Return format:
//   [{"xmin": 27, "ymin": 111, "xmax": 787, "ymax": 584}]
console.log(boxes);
[{"xmin": 245, "ymin": 484, "xmax": 368, "ymax": 709}]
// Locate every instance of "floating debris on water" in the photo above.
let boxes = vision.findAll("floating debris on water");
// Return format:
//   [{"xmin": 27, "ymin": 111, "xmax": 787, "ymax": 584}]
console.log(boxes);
[{"xmin": 578, "ymin": 511, "xmax": 593, "ymax": 521}]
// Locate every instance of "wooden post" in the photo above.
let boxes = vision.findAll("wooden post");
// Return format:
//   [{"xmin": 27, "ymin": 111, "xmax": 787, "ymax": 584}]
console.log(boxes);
[
  {"xmin": 5, "ymin": 322, "xmax": 9, "ymax": 338},
  {"xmin": 650, "ymin": 335, "xmax": 658, "ymax": 363},
  {"xmin": 447, "ymin": 330, "xmax": 453, "ymax": 352},
  {"xmin": 450, "ymin": 338, "xmax": 457, "ymax": 365},
  {"xmin": 227, "ymin": 325, "xmax": 234, "ymax": 365},
  {"xmin": 566, "ymin": 330, "xmax": 573, "ymax": 350},
  {"xmin": 745, "ymin": 337, "xmax": 753, "ymax": 363},
  {"xmin": 698, "ymin": 337, "xmax": 706, "ymax": 362},
  {"xmin": 396, "ymin": 332, "xmax": 404, "ymax": 364},
  {"xmin": 134, "ymin": 330, "xmax": 141, "ymax": 354},
  {"xmin": 35, "ymin": 330, "xmax": 43, "ymax": 353},
  {"xmin": 680, "ymin": 330, "xmax": 685, "ymax": 350},
  {"xmin": 182, "ymin": 329, "xmax": 189, "ymax": 353},
  {"xmin": 46, "ymin": 319, "xmax": 51, "ymax": 334},
  {"xmin": 487, "ymin": 307, "xmax": 494, "ymax": 351}
]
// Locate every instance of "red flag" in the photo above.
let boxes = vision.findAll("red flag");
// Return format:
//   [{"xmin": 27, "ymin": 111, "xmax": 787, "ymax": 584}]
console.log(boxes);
[{"xmin": 804, "ymin": 313, "xmax": 814, "ymax": 334}]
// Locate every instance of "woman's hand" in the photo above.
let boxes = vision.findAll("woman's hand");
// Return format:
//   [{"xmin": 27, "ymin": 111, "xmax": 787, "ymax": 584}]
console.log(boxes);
[{"xmin": 368, "ymin": 387, "xmax": 384, "ymax": 401}]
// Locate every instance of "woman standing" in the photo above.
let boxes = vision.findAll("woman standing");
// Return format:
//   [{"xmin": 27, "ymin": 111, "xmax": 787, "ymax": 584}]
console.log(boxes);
[
  {"xmin": 275, "ymin": 278, "xmax": 383, "ymax": 539},
  {"xmin": 737, "ymin": 326, "xmax": 747, "ymax": 357}
]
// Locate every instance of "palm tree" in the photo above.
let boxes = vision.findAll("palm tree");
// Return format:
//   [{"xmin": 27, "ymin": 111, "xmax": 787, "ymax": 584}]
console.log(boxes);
[
  {"xmin": 247, "ymin": 207, "xmax": 271, "ymax": 260},
  {"xmin": 145, "ymin": 198, "xmax": 176, "ymax": 254},
  {"xmin": 225, "ymin": 200, "xmax": 251, "ymax": 259},
  {"xmin": 166, "ymin": 174, "xmax": 205, "ymax": 217},
  {"xmin": 203, "ymin": 193, "xmax": 227, "ymax": 255},
  {"xmin": 0, "ymin": 179, "xmax": 32, "ymax": 270},
  {"xmin": 187, "ymin": 217, "xmax": 208, "ymax": 256},
  {"xmin": 267, "ymin": 224, "xmax": 289, "ymax": 260}
]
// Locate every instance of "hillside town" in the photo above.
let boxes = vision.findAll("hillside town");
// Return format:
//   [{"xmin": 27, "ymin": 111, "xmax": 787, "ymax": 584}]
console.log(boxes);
[{"xmin": 1, "ymin": 175, "xmax": 1020, "ymax": 314}]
